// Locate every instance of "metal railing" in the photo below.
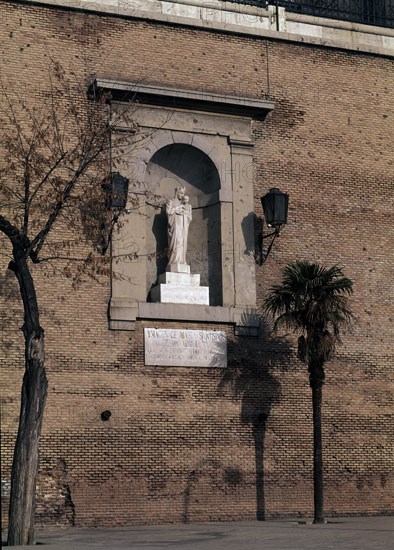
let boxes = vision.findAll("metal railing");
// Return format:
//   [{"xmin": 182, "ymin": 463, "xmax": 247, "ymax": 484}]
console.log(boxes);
[{"xmin": 227, "ymin": 1, "xmax": 394, "ymax": 29}]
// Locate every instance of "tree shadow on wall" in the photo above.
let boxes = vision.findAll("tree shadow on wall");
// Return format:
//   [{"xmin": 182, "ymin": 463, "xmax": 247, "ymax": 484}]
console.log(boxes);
[
  {"xmin": 0, "ymin": 267, "xmax": 22, "ymax": 340},
  {"xmin": 218, "ymin": 314, "xmax": 292, "ymax": 521},
  {"xmin": 182, "ymin": 459, "xmax": 244, "ymax": 524}
]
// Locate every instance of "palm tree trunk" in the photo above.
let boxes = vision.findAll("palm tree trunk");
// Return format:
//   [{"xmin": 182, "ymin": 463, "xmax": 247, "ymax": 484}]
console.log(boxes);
[
  {"xmin": 311, "ymin": 382, "xmax": 324, "ymax": 524},
  {"xmin": 7, "ymin": 255, "xmax": 48, "ymax": 546}
]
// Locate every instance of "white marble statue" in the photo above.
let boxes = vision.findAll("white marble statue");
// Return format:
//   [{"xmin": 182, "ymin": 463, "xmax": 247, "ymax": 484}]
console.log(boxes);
[
  {"xmin": 150, "ymin": 185, "xmax": 208, "ymax": 304},
  {"xmin": 166, "ymin": 186, "xmax": 192, "ymax": 269}
]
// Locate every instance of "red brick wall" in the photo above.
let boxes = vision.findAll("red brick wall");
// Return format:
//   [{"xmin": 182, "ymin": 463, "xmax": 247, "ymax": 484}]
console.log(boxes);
[{"xmin": 1, "ymin": 0, "xmax": 393, "ymax": 529}]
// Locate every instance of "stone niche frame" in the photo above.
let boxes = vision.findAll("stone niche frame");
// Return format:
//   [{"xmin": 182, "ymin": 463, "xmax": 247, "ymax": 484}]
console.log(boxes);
[{"xmin": 92, "ymin": 80, "xmax": 274, "ymax": 334}]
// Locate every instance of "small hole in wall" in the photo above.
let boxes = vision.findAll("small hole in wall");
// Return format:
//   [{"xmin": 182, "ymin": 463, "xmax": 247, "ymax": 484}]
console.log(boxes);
[{"xmin": 101, "ymin": 410, "xmax": 111, "ymax": 421}]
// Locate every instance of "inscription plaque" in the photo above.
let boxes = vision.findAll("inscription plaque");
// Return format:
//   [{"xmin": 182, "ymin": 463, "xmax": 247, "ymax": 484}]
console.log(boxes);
[{"xmin": 144, "ymin": 328, "xmax": 227, "ymax": 368}]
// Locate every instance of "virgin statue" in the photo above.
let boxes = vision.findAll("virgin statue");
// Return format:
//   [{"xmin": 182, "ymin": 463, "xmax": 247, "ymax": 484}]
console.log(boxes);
[{"xmin": 166, "ymin": 186, "xmax": 192, "ymax": 269}]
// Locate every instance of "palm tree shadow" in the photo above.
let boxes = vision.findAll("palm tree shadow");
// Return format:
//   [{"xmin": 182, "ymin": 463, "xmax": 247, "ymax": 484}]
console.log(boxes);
[{"xmin": 218, "ymin": 313, "xmax": 292, "ymax": 520}]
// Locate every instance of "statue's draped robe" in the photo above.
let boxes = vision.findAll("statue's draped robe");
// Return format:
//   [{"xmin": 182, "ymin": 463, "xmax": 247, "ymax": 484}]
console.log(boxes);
[{"xmin": 166, "ymin": 199, "xmax": 192, "ymax": 265}]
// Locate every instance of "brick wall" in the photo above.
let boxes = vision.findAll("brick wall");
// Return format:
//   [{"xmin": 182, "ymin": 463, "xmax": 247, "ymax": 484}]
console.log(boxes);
[{"xmin": 1, "ymin": 0, "xmax": 393, "ymax": 530}]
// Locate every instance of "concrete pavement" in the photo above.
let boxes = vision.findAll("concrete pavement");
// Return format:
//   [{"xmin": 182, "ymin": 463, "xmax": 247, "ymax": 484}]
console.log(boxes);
[{"xmin": 3, "ymin": 516, "xmax": 394, "ymax": 549}]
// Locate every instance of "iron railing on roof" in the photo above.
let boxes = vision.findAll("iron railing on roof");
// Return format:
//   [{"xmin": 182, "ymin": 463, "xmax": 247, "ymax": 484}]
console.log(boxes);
[{"xmin": 227, "ymin": 1, "xmax": 394, "ymax": 29}]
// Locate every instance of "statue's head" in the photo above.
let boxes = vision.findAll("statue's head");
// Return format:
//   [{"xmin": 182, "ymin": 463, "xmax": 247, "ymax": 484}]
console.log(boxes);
[{"xmin": 175, "ymin": 186, "xmax": 186, "ymax": 200}]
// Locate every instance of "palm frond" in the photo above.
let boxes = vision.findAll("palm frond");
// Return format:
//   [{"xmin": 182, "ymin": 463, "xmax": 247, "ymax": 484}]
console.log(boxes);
[{"xmin": 263, "ymin": 260, "xmax": 355, "ymax": 368}]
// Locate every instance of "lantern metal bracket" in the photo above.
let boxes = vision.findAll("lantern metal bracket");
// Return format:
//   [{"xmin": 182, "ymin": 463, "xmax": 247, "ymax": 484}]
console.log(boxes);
[
  {"xmin": 100, "ymin": 172, "xmax": 129, "ymax": 255},
  {"xmin": 258, "ymin": 226, "xmax": 282, "ymax": 266},
  {"xmin": 100, "ymin": 209, "xmax": 121, "ymax": 256}
]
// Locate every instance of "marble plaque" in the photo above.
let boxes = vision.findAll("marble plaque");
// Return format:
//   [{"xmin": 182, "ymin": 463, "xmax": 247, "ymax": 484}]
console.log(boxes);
[{"xmin": 144, "ymin": 328, "xmax": 227, "ymax": 367}]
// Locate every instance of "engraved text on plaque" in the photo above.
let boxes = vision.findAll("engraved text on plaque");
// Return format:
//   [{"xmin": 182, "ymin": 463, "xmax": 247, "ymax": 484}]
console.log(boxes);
[{"xmin": 144, "ymin": 328, "xmax": 227, "ymax": 368}]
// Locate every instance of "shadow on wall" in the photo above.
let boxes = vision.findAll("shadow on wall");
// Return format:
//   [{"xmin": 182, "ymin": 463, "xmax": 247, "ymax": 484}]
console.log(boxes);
[
  {"xmin": 151, "ymin": 207, "xmax": 168, "ymax": 283},
  {"xmin": 182, "ymin": 459, "xmax": 243, "ymax": 524},
  {"xmin": 0, "ymin": 267, "xmax": 24, "ymax": 331},
  {"xmin": 216, "ymin": 315, "xmax": 292, "ymax": 521}
]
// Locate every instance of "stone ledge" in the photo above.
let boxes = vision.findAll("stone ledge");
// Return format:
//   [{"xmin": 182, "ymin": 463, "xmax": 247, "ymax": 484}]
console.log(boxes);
[
  {"xmin": 109, "ymin": 299, "xmax": 261, "ymax": 333},
  {"xmin": 139, "ymin": 302, "xmax": 231, "ymax": 322},
  {"xmin": 92, "ymin": 80, "xmax": 275, "ymax": 118}
]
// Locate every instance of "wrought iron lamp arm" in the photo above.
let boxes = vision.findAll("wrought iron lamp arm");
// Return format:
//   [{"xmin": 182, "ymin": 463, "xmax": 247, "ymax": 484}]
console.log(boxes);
[{"xmin": 258, "ymin": 226, "xmax": 281, "ymax": 266}]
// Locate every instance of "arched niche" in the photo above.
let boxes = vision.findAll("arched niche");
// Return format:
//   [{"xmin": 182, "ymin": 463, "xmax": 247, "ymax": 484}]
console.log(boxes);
[
  {"xmin": 109, "ymin": 101, "xmax": 263, "ymax": 331},
  {"xmin": 145, "ymin": 143, "xmax": 222, "ymax": 306}
]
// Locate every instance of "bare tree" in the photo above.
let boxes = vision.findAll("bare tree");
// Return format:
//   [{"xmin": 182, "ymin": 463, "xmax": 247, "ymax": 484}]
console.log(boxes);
[{"xmin": 0, "ymin": 62, "xmax": 141, "ymax": 546}]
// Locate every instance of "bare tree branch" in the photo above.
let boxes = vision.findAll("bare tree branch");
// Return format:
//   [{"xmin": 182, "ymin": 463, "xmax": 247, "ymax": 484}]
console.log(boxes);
[{"xmin": 0, "ymin": 214, "xmax": 21, "ymax": 243}]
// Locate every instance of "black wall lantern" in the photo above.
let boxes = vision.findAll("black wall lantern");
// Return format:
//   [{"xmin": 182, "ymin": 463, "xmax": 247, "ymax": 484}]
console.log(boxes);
[
  {"xmin": 110, "ymin": 172, "xmax": 129, "ymax": 209},
  {"xmin": 101, "ymin": 172, "xmax": 129, "ymax": 255},
  {"xmin": 259, "ymin": 187, "xmax": 289, "ymax": 265}
]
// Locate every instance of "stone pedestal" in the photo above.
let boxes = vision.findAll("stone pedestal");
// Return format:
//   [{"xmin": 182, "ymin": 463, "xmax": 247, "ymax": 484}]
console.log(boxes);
[
  {"xmin": 166, "ymin": 263, "xmax": 190, "ymax": 274},
  {"xmin": 151, "ymin": 271, "xmax": 209, "ymax": 305}
]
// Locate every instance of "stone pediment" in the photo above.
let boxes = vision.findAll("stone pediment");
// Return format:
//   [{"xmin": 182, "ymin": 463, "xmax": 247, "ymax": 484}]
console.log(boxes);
[{"xmin": 91, "ymin": 79, "xmax": 274, "ymax": 120}]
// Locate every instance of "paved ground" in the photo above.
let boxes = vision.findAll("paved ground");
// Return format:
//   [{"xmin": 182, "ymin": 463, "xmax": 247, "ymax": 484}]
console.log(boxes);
[{"xmin": 3, "ymin": 517, "xmax": 394, "ymax": 549}]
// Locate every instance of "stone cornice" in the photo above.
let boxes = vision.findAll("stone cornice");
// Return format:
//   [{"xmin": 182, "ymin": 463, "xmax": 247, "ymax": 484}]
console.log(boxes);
[
  {"xmin": 91, "ymin": 79, "xmax": 275, "ymax": 119},
  {"xmin": 18, "ymin": 0, "xmax": 394, "ymax": 58}
]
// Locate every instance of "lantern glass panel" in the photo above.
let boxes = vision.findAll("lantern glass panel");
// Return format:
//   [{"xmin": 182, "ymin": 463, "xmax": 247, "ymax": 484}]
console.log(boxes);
[
  {"xmin": 261, "ymin": 188, "xmax": 288, "ymax": 228},
  {"xmin": 111, "ymin": 172, "xmax": 129, "ymax": 208}
]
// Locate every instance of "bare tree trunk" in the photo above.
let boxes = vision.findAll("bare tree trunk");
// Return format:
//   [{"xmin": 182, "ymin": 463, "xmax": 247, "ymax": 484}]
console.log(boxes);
[
  {"xmin": 7, "ymin": 255, "xmax": 48, "ymax": 546},
  {"xmin": 311, "ymin": 383, "xmax": 324, "ymax": 524}
]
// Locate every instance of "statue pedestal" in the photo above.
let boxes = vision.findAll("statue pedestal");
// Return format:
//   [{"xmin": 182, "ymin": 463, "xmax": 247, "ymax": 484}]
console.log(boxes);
[
  {"xmin": 151, "ymin": 271, "xmax": 209, "ymax": 305},
  {"xmin": 166, "ymin": 263, "xmax": 190, "ymax": 274}
]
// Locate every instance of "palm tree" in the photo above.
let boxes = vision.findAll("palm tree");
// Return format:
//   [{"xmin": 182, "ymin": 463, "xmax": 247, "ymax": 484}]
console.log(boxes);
[{"xmin": 263, "ymin": 261, "xmax": 354, "ymax": 524}]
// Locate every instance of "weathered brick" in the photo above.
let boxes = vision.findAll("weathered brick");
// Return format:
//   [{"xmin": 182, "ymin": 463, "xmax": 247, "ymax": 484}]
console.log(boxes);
[{"xmin": 0, "ymin": 0, "xmax": 393, "ymax": 530}]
